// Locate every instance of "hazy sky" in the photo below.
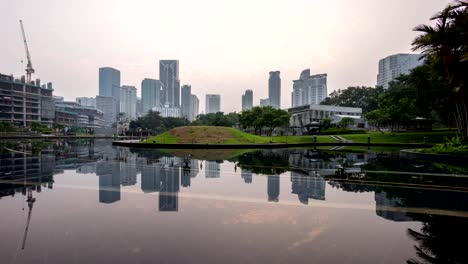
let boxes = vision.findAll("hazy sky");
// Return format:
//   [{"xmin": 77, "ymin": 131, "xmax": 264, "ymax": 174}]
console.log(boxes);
[{"xmin": 0, "ymin": 0, "xmax": 448, "ymax": 112}]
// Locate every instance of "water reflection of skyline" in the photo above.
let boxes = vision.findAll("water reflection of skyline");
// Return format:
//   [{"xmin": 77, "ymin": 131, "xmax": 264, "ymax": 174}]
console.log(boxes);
[
  {"xmin": 2, "ymin": 139, "xmax": 468, "ymax": 217},
  {"xmin": 2, "ymin": 139, "xmax": 468, "ymax": 263}
]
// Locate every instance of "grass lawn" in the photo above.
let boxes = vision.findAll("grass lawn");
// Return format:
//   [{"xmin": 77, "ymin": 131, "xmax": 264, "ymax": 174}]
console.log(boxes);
[
  {"xmin": 341, "ymin": 131, "xmax": 457, "ymax": 144},
  {"xmin": 144, "ymin": 126, "xmax": 338, "ymax": 145}
]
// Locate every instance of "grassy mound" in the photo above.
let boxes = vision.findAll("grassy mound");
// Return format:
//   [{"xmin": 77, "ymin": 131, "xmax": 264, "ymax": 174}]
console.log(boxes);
[
  {"xmin": 144, "ymin": 126, "xmax": 337, "ymax": 144},
  {"xmin": 145, "ymin": 126, "xmax": 270, "ymax": 144}
]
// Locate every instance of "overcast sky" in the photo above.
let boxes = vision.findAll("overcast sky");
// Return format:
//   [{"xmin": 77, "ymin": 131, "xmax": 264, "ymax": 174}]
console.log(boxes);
[{"xmin": 0, "ymin": 0, "xmax": 448, "ymax": 112}]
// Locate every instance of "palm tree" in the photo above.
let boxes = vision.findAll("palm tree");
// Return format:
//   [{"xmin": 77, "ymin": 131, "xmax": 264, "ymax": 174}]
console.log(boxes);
[{"xmin": 412, "ymin": 0, "xmax": 468, "ymax": 137}]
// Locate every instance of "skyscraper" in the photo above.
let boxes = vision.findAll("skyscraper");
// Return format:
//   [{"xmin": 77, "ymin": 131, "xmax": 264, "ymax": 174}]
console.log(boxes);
[
  {"xmin": 181, "ymin": 85, "xmax": 192, "ymax": 120},
  {"xmin": 268, "ymin": 71, "xmax": 281, "ymax": 109},
  {"xmin": 377, "ymin": 53, "xmax": 424, "ymax": 89},
  {"xmin": 205, "ymin": 94, "xmax": 221, "ymax": 114},
  {"xmin": 291, "ymin": 69, "xmax": 327, "ymax": 107},
  {"xmin": 190, "ymin": 94, "xmax": 199, "ymax": 121},
  {"xmin": 159, "ymin": 60, "xmax": 180, "ymax": 107},
  {"xmin": 120, "ymin": 85, "xmax": 137, "ymax": 120},
  {"xmin": 99, "ymin": 67, "xmax": 121, "ymax": 114},
  {"xmin": 242, "ymin": 89, "xmax": 253, "ymax": 110},
  {"xmin": 96, "ymin": 96, "xmax": 117, "ymax": 126},
  {"xmin": 141, "ymin": 78, "xmax": 163, "ymax": 114}
]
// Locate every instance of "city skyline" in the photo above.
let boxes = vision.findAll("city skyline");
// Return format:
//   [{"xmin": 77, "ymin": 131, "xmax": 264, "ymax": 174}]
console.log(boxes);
[{"xmin": 0, "ymin": 0, "xmax": 447, "ymax": 112}]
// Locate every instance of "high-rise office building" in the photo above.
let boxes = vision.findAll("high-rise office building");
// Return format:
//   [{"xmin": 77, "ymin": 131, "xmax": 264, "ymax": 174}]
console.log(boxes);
[
  {"xmin": 190, "ymin": 94, "xmax": 199, "ymax": 121},
  {"xmin": 181, "ymin": 85, "xmax": 192, "ymax": 120},
  {"xmin": 205, "ymin": 94, "xmax": 221, "ymax": 114},
  {"xmin": 377, "ymin": 53, "xmax": 424, "ymax": 89},
  {"xmin": 260, "ymin": 98, "xmax": 270, "ymax": 107},
  {"xmin": 159, "ymin": 60, "xmax": 180, "ymax": 107},
  {"xmin": 136, "ymin": 97, "xmax": 142, "ymax": 117},
  {"xmin": 291, "ymin": 69, "xmax": 327, "ymax": 107},
  {"xmin": 242, "ymin": 89, "xmax": 253, "ymax": 110},
  {"xmin": 99, "ymin": 67, "xmax": 121, "ymax": 114},
  {"xmin": 76, "ymin": 97, "xmax": 96, "ymax": 108},
  {"xmin": 120, "ymin": 85, "xmax": 137, "ymax": 120},
  {"xmin": 141, "ymin": 78, "xmax": 163, "ymax": 115},
  {"xmin": 268, "ymin": 71, "xmax": 281, "ymax": 109},
  {"xmin": 96, "ymin": 96, "xmax": 117, "ymax": 126}
]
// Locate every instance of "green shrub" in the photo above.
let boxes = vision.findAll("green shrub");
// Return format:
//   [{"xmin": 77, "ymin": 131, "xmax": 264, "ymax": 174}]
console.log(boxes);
[{"xmin": 425, "ymin": 135, "xmax": 468, "ymax": 156}]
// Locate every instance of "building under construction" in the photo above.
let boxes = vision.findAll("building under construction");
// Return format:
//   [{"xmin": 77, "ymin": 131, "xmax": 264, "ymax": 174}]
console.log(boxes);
[{"xmin": 0, "ymin": 73, "xmax": 55, "ymax": 128}]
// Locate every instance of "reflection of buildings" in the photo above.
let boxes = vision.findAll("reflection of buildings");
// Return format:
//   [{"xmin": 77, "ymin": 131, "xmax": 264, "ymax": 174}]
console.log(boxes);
[
  {"xmin": 96, "ymin": 162, "xmax": 121, "ymax": 203},
  {"xmin": 267, "ymin": 175, "xmax": 280, "ymax": 202},
  {"xmin": 181, "ymin": 168, "xmax": 191, "ymax": 187},
  {"xmin": 119, "ymin": 155, "xmax": 137, "ymax": 186},
  {"xmin": 0, "ymin": 151, "xmax": 54, "ymax": 199},
  {"xmin": 291, "ymin": 172, "xmax": 325, "ymax": 204},
  {"xmin": 241, "ymin": 169, "xmax": 252, "ymax": 184},
  {"xmin": 375, "ymin": 191, "xmax": 413, "ymax": 222},
  {"xmin": 205, "ymin": 161, "xmax": 220, "ymax": 178},
  {"xmin": 159, "ymin": 166, "xmax": 180, "ymax": 212},
  {"xmin": 190, "ymin": 160, "xmax": 199, "ymax": 178},
  {"xmin": 141, "ymin": 165, "xmax": 161, "ymax": 193}
]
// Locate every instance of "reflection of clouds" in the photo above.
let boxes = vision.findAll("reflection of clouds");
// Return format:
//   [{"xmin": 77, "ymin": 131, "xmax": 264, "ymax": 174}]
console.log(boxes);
[
  {"xmin": 288, "ymin": 225, "xmax": 327, "ymax": 251},
  {"xmin": 223, "ymin": 209, "xmax": 297, "ymax": 225}
]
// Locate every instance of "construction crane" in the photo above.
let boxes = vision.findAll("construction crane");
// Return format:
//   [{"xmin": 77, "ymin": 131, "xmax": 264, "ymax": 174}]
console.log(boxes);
[
  {"xmin": 21, "ymin": 187, "xmax": 36, "ymax": 250},
  {"xmin": 19, "ymin": 20, "xmax": 35, "ymax": 83}
]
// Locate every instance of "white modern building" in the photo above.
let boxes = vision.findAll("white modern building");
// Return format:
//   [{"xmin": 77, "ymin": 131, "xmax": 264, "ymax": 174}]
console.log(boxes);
[
  {"xmin": 288, "ymin": 104, "xmax": 363, "ymax": 129},
  {"xmin": 377, "ymin": 53, "xmax": 424, "ymax": 89},
  {"xmin": 152, "ymin": 105, "xmax": 181, "ymax": 118},
  {"xmin": 190, "ymin": 94, "xmax": 199, "ymax": 121},
  {"xmin": 76, "ymin": 97, "xmax": 96, "ymax": 108},
  {"xmin": 291, "ymin": 69, "xmax": 327, "ymax": 107},
  {"xmin": 96, "ymin": 96, "xmax": 117, "ymax": 126},
  {"xmin": 120, "ymin": 85, "xmax": 137, "ymax": 120},
  {"xmin": 141, "ymin": 78, "xmax": 163, "ymax": 115},
  {"xmin": 205, "ymin": 94, "xmax": 221, "ymax": 114}
]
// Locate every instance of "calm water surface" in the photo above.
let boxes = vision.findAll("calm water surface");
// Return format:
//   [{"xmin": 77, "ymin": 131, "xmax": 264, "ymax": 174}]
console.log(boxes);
[{"xmin": 1, "ymin": 139, "xmax": 467, "ymax": 263}]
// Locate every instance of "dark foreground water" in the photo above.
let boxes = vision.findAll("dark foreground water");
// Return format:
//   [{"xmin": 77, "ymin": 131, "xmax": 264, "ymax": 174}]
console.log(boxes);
[{"xmin": 1, "ymin": 139, "xmax": 468, "ymax": 264}]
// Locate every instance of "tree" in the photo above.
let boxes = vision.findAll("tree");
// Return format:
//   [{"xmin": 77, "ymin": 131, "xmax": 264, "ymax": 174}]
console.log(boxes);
[
  {"xmin": 321, "ymin": 117, "xmax": 332, "ymax": 130},
  {"xmin": 320, "ymin": 86, "xmax": 384, "ymax": 113},
  {"xmin": 129, "ymin": 110, "xmax": 188, "ymax": 133},
  {"xmin": 412, "ymin": 1, "xmax": 468, "ymax": 137},
  {"xmin": 0, "ymin": 122, "xmax": 15, "ymax": 132},
  {"xmin": 192, "ymin": 112, "xmax": 239, "ymax": 127},
  {"xmin": 238, "ymin": 106, "xmax": 290, "ymax": 135},
  {"xmin": 365, "ymin": 109, "xmax": 390, "ymax": 134},
  {"xmin": 338, "ymin": 117, "xmax": 355, "ymax": 129}
]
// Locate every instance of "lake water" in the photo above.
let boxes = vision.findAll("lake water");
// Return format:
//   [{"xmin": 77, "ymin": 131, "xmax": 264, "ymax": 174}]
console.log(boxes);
[{"xmin": 1, "ymin": 139, "xmax": 468, "ymax": 263}]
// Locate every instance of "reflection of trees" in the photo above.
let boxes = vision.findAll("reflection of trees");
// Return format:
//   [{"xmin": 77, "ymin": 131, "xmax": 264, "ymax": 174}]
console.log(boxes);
[
  {"xmin": 407, "ymin": 215, "xmax": 468, "ymax": 264},
  {"xmin": 128, "ymin": 148, "xmax": 168, "ymax": 161},
  {"xmin": 237, "ymin": 151, "xmax": 289, "ymax": 175},
  {"xmin": 327, "ymin": 180, "xmax": 377, "ymax": 193}
]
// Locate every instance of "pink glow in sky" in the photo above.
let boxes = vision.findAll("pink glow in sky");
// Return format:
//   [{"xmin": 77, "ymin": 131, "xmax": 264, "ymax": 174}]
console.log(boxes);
[{"xmin": 0, "ymin": 0, "xmax": 448, "ymax": 112}]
